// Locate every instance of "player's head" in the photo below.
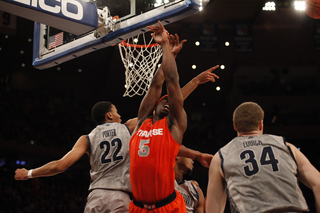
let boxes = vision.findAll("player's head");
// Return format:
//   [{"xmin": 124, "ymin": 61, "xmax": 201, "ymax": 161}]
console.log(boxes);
[
  {"xmin": 175, "ymin": 156, "xmax": 194, "ymax": 176},
  {"xmin": 91, "ymin": 101, "xmax": 121, "ymax": 124},
  {"xmin": 154, "ymin": 95, "xmax": 169, "ymax": 118},
  {"xmin": 233, "ymin": 102, "xmax": 264, "ymax": 133}
]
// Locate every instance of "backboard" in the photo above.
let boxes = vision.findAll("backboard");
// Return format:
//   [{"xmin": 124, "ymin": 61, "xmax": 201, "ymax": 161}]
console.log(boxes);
[{"xmin": 32, "ymin": 0, "xmax": 204, "ymax": 69}]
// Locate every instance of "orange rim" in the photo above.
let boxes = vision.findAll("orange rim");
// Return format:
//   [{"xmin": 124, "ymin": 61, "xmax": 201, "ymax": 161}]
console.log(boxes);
[{"xmin": 120, "ymin": 40, "xmax": 159, "ymax": 48}]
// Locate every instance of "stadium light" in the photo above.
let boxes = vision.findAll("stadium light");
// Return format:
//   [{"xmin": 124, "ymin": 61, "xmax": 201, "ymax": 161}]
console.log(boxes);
[
  {"xmin": 294, "ymin": 1, "xmax": 305, "ymax": 10},
  {"xmin": 263, "ymin": 1, "xmax": 276, "ymax": 11}
]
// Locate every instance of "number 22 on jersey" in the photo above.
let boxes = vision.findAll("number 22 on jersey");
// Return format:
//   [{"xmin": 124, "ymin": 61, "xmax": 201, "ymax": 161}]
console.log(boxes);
[{"xmin": 100, "ymin": 138, "xmax": 123, "ymax": 164}]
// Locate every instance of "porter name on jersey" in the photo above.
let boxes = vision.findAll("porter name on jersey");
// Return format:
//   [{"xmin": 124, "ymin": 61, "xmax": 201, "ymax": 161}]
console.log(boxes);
[
  {"xmin": 137, "ymin": 129, "xmax": 163, "ymax": 138},
  {"xmin": 102, "ymin": 129, "xmax": 116, "ymax": 137}
]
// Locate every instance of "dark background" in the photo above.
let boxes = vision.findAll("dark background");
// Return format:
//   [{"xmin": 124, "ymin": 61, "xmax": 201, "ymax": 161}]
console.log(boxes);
[{"xmin": 1, "ymin": 0, "xmax": 320, "ymax": 212}]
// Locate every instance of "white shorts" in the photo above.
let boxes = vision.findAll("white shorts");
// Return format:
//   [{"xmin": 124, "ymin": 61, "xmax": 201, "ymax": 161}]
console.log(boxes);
[{"xmin": 84, "ymin": 189, "xmax": 131, "ymax": 213}]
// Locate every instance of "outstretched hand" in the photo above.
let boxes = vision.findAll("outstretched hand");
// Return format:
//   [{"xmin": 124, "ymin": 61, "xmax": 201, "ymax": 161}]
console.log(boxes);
[
  {"xmin": 197, "ymin": 153, "xmax": 214, "ymax": 168},
  {"xmin": 147, "ymin": 21, "xmax": 169, "ymax": 44},
  {"xmin": 169, "ymin": 34, "xmax": 187, "ymax": 57},
  {"xmin": 195, "ymin": 65, "xmax": 220, "ymax": 85}
]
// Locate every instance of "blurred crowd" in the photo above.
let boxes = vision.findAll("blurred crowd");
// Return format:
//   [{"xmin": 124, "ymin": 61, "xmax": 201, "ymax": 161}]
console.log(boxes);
[
  {"xmin": 0, "ymin": 89, "xmax": 94, "ymax": 150},
  {"xmin": 0, "ymin": 170, "xmax": 88, "ymax": 213}
]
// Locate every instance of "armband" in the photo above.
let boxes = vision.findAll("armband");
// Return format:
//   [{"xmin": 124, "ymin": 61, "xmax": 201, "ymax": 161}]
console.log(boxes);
[{"xmin": 28, "ymin": 169, "xmax": 33, "ymax": 178}]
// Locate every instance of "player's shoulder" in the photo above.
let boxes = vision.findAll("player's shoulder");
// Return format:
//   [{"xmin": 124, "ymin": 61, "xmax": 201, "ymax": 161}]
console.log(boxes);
[
  {"xmin": 189, "ymin": 180, "xmax": 200, "ymax": 188},
  {"xmin": 136, "ymin": 117, "xmax": 152, "ymax": 127}
]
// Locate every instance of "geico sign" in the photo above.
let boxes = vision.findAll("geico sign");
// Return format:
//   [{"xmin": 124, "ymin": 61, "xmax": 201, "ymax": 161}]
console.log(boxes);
[{"xmin": 13, "ymin": 0, "xmax": 83, "ymax": 20}]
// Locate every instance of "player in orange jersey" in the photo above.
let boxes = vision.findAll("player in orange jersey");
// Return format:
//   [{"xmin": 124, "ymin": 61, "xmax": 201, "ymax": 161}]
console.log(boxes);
[{"xmin": 129, "ymin": 21, "xmax": 218, "ymax": 213}]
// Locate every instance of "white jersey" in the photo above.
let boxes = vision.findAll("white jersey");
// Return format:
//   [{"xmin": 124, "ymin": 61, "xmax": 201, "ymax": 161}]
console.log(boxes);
[
  {"xmin": 87, "ymin": 122, "xmax": 132, "ymax": 192},
  {"xmin": 175, "ymin": 179, "xmax": 199, "ymax": 213},
  {"xmin": 219, "ymin": 134, "xmax": 308, "ymax": 213}
]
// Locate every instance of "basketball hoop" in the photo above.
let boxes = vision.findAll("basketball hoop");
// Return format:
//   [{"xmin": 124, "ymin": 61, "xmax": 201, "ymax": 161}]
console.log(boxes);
[{"xmin": 118, "ymin": 33, "xmax": 162, "ymax": 97}]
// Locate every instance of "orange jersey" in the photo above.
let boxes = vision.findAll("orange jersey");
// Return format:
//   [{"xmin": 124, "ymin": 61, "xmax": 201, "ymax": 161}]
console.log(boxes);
[{"xmin": 130, "ymin": 117, "xmax": 181, "ymax": 203}]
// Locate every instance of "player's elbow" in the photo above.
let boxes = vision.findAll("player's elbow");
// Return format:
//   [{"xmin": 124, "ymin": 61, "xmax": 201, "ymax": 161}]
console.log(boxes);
[
  {"xmin": 311, "ymin": 179, "xmax": 320, "ymax": 194},
  {"xmin": 149, "ymin": 80, "xmax": 163, "ymax": 90},
  {"xmin": 53, "ymin": 160, "xmax": 69, "ymax": 173},
  {"xmin": 55, "ymin": 166, "xmax": 67, "ymax": 173},
  {"xmin": 165, "ymin": 72, "xmax": 179, "ymax": 83}
]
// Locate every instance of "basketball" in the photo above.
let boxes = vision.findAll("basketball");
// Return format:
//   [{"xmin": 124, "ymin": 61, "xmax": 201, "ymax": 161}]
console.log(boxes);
[{"xmin": 305, "ymin": 0, "xmax": 320, "ymax": 19}]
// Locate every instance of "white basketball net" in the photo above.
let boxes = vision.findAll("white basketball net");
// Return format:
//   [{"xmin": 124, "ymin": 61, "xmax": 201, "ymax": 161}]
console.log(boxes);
[{"xmin": 118, "ymin": 33, "xmax": 162, "ymax": 97}]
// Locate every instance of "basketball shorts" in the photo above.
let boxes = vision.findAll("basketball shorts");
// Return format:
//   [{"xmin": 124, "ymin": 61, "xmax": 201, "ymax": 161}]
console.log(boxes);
[
  {"xmin": 129, "ymin": 190, "xmax": 186, "ymax": 213},
  {"xmin": 84, "ymin": 189, "xmax": 131, "ymax": 213}
]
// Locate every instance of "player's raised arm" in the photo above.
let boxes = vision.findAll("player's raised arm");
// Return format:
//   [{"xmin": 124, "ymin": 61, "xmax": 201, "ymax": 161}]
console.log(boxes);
[
  {"xmin": 134, "ymin": 30, "xmax": 188, "ymax": 132},
  {"xmin": 168, "ymin": 33, "xmax": 219, "ymax": 101},
  {"xmin": 151, "ymin": 21, "xmax": 187, "ymax": 142},
  {"xmin": 181, "ymin": 65, "xmax": 219, "ymax": 100},
  {"xmin": 169, "ymin": 33, "xmax": 187, "ymax": 58},
  {"xmin": 134, "ymin": 64, "xmax": 164, "ymax": 130}
]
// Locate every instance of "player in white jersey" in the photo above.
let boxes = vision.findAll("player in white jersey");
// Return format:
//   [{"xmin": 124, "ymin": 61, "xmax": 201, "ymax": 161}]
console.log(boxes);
[
  {"xmin": 206, "ymin": 102, "xmax": 320, "ymax": 213},
  {"xmin": 14, "ymin": 101, "xmax": 137, "ymax": 213},
  {"xmin": 174, "ymin": 154, "xmax": 205, "ymax": 213}
]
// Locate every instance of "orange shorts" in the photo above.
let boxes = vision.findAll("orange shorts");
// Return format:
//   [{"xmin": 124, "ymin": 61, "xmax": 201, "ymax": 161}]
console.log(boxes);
[{"xmin": 129, "ymin": 190, "xmax": 186, "ymax": 213}]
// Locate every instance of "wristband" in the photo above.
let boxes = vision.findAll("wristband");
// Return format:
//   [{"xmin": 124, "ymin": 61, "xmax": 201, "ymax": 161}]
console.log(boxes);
[{"xmin": 28, "ymin": 169, "xmax": 33, "ymax": 178}]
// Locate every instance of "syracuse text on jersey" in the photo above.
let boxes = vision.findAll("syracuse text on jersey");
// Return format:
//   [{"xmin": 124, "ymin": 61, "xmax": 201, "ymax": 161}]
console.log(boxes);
[{"xmin": 136, "ymin": 129, "xmax": 164, "ymax": 137}]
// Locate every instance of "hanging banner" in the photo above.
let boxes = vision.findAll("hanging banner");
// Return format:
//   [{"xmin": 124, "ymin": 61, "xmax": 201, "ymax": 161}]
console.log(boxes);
[
  {"xmin": 198, "ymin": 23, "xmax": 218, "ymax": 53},
  {"xmin": 233, "ymin": 23, "xmax": 253, "ymax": 53}
]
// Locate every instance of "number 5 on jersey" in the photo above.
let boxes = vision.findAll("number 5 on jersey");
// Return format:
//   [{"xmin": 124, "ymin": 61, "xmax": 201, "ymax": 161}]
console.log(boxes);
[{"xmin": 138, "ymin": 139, "xmax": 150, "ymax": 157}]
